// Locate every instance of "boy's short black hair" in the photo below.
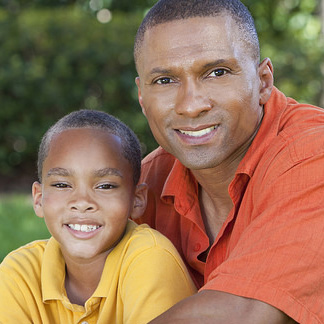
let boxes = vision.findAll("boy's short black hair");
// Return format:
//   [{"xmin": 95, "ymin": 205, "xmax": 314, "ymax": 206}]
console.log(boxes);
[{"xmin": 37, "ymin": 109, "xmax": 142, "ymax": 185}]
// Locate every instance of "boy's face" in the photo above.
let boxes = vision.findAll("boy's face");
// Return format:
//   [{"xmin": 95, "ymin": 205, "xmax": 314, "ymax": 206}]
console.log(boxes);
[{"xmin": 32, "ymin": 128, "xmax": 146, "ymax": 262}]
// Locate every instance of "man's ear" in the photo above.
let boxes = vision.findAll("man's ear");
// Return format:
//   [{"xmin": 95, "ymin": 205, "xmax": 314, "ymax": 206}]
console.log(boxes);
[
  {"xmin": 258, "ymin": 57, "xmax": 274, "ymax": 105},
  {"xmin": 135, "ymin": 77, "xmax": 147, "ymax": 117},
  {"xmin": 32, "ymin": 181, "xmax": 44, "ymax": 218},
  {"xmin": 131, "ymin": 183, "xmax": 147, "ymax": 220}
]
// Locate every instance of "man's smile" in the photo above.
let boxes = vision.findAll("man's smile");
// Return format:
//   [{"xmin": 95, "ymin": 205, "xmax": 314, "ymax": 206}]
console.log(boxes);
[{"xmin": 178, "ymin": 125, "xmax": 218, "ymax": 137}]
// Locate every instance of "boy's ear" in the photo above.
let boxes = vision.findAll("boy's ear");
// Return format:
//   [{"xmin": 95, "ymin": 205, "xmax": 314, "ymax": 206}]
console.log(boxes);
[
  {"xmin": 32, "ymin": 181, "xmax": 44, "ymax": 218},
  {"xmin": 131, "ymin": 183, "xmax": 147, "ymax": 219}
]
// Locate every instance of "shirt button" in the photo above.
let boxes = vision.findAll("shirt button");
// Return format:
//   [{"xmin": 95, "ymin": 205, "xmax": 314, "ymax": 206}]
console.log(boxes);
[{"xmin": 194, "ymin": 243, "xmax": 201, "ymax": 252}]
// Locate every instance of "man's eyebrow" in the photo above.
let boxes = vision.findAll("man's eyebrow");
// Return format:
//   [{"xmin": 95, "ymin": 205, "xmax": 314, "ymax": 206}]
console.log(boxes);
[
  {"xmin": 203, "ymin": 59, "xmax": 226, "ymax": 69},
  {"xmin": 46, "ymin": 167, "xmax": 71, "ymax": 178},
  {"xmin": 149, "ymin": 67, "xmax": 172, "ymax": 76},
  {"xmin": 94, "ymin": 168, "xmax": 123, "ymax": 178},
  {"xmin": 148, "ymin": 59, "xmax": 236, "ymax": 76},
  {"xmin": 203, "ymin": 58, "xmax": 240, "ymax": 70}
]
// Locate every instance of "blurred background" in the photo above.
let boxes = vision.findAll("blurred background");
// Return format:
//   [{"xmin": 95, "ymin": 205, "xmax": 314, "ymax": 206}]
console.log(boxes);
[{"xmin": 0, "ymin": 0, "xmax": 323, "ymax": 261}]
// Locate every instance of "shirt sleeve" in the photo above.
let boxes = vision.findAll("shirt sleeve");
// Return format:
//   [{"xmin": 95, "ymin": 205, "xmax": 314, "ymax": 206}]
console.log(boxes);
[
  {"xmin": 0, "ymin": 260, "xmax": 35, "ymax": 324},
  {"xmin": 119, "ymin": 237, "xmax": 197, "ymax": 324},
  {"xmin": 202, "ymin": 147, "xmax": 324, "ymax": 323}
]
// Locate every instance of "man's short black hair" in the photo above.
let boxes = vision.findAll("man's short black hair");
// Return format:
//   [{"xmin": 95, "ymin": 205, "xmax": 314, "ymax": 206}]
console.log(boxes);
[{"xmin": 134, "ymin": 0, "xmax": 260, "ymax": 66}]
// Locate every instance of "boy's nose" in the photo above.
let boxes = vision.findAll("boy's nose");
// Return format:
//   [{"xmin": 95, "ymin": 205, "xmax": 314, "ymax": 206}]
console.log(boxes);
[{"xmin": 69, "ymin": 189, "xmax": 97, "ymax": 213}]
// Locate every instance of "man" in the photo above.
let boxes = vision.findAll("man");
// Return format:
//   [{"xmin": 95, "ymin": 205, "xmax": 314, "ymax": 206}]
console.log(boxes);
[{"xmin": 133, "ymin": 0, "xmax": 324, "ymax": 323}]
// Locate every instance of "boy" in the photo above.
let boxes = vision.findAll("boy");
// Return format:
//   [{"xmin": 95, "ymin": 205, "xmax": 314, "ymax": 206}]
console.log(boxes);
[{"xmin": 0, "ymin": 110, "xmax": 196, "ymax": 324}]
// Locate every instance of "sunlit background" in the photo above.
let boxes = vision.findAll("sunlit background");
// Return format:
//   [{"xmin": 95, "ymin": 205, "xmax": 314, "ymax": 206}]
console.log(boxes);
[{"xmin": 0, "ymin": 0, "xmax": 323, "ymax": 260}]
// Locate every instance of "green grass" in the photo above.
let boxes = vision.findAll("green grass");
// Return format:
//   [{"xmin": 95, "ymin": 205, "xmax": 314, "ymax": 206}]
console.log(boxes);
[{"xmin": 0, "ymin": 194, "xmax": 50, "ymax": 262}]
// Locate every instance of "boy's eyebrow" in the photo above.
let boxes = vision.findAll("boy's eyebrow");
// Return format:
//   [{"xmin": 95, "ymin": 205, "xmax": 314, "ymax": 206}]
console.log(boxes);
[
  {"xmin": 94, "ymin": 168, "xmax": 123, "ymax": 178},
  {"xmin": 46, "ymin": 167, "xmax": 71, "ymax": 178},
  {"xmin": 45, "ymin": 167, "xmax": 123, "ymax": 178}
]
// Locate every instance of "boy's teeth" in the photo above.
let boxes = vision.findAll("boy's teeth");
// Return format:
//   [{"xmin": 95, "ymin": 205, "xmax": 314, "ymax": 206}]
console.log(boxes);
[
  {"xmin": 68, "ymin": 224, "xmax": 99, "ymax": 232},
  {"xmin": 179, "ymin": 126, "xmax": 216, "ymax": 137}
]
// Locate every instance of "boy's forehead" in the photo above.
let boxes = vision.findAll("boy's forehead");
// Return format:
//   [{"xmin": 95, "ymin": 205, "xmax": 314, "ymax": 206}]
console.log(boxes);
[
  {"xmin": 42, "ymin": 127, "xmax": 131, "ymax": 176},
  {"xmin": 51, "ymin": 128, "xmax": 118, "ymax": 144},
  {"xmin": 47, "ymin": 128, "xmax": 123, "ymax": 158}
]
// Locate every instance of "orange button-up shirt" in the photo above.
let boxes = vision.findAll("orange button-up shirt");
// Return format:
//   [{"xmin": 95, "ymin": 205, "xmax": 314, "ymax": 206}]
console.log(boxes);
[{"xmin": 136, "ymin": 88, "xmax": 324, "ymax": 324}]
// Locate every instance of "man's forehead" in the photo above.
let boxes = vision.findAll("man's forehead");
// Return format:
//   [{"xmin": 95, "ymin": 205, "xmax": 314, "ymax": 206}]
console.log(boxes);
[
  {"xmin": 136, "ymin": 15, "xmax": 258, "ymax": 71},
  {"xmin": 139, "ymin": 16, "xmax": 240, "ymax": 63},
  {"xmin": 145, "ymin": 15, "xmax": 236, "ymax": 37},
  {"xmin": 140, "ymin": 15, "xmax": 239, "ymax": 56}
]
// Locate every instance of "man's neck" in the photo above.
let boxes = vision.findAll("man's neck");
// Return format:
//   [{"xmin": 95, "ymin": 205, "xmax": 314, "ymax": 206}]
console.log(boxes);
[
  {"xmin": 190, "ymin": 116, "xmax": 262, "ymax": 242},
  {"xmin": 197, "ymin": 178, "xmax": 234, "ymax": 244},
  {"xmin": 191, "ymin": 160, "xmax": 238, "ymax": 244}
]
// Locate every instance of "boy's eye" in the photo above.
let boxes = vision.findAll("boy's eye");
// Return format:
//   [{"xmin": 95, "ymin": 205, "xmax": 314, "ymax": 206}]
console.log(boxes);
[
  {"xmin": 52, "ymin": 183, "xmax": 70, "ymax": 188},
  {"xmin": 97, "ymin": 183, "xmax": 116, "ymax": 190}
]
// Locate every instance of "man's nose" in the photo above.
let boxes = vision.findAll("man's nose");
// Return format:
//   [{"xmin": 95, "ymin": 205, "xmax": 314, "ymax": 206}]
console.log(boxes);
[{"xmin": 174, "ymin": 80, "xmax": 212, "ymax": 117}]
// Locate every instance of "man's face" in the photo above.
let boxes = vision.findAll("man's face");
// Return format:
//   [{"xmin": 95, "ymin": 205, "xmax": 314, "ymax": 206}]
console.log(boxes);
[{"xmin": 136, "ymin": 16, "xmax": 270, "ymax": 171}]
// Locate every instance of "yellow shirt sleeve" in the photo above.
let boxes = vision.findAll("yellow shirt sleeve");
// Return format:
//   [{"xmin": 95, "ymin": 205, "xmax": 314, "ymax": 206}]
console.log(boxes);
[{"xmin": 0, "ymin": 240, "xmax": 46, "ymax": 323}]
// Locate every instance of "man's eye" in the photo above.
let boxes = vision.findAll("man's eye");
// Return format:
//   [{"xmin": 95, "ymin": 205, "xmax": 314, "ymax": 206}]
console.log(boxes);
[
  {"xmin": 155, "ymin": 77, "xmax": 173, "ymax": 85},
  {"xmin": 209, "ymin": 69, "xmax": 227, "ymax": 77}
]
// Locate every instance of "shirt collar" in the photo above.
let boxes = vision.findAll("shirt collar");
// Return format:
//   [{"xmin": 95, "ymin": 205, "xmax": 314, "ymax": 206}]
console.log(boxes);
[
  {"xmin": 42, "ymin": 237, "xmax": 66, "ymax": 302},
  {"xmin": 161, "ymin": 158, "xmax": 198, "ymax": 215},
  {"xmin": 237, "ymin": 87, "xmax": 287, "ymax": 176},
  {"xmin": 93, "ymin": 220, "xmax": 136, "ymax": 297},
  {"xmin": 41, "ymin": 220, "xmax": 137, "ymax": 303}
]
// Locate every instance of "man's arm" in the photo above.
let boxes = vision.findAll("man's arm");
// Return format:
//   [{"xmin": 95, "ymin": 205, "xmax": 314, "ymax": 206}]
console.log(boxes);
[{"xmin": 149, "ymin": 290, "xmax": 296, "ymax": 324}]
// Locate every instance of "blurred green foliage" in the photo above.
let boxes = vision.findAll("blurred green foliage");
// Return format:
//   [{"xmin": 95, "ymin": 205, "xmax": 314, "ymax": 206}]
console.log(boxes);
[
  {"xmin": 246, "ymin": 0, "xmax": 324, "ymax": 105},
  {"xmin": 0, "ymin": 194, "xmax": 50, "ymax": 261},
  {"xmin": 0, "ymin": 0, "xmax": 323, "ymax": 191},
  {"xmin": 0, "ymin": 5, "xmax": 157, "ymax": 188}
]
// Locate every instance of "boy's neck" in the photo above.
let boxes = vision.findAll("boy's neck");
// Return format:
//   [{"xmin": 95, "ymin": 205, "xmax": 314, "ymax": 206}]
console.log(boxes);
[{"xmin": 64, "ymin": 253, "xmax": 108, "ymax": 306}]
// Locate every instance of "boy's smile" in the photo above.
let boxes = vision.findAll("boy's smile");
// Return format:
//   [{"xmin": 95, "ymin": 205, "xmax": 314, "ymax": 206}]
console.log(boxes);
[
  {"xmin": 32, "ymin": 128, "xmax": 144, "ymax": 263},
  {"xmin": 67, "ymin": 224, "xmax": 100, "ymax": 233},
  {"xmin": 66, "ymin": 223, "xmax": 102, "ymax": 238}
]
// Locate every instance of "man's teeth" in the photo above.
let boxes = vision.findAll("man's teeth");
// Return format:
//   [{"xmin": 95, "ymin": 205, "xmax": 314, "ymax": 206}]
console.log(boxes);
[
  {"xmin": 179, "ymin": 126, "xmax": 216, "ymax": 137},
  {"xmin": 68, "ymin": 224, "xmax": 100, "ymax": 232}
]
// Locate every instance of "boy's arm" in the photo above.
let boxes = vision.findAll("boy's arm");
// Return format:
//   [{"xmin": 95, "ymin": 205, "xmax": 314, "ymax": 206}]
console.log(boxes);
[{"xmin": 120, "ymin": 240, "xmax": 197, "ymax": 324}]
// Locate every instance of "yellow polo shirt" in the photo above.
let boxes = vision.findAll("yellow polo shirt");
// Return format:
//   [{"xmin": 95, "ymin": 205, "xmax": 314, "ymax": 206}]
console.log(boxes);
[{"xmin": 0, "ymin": 220, "xmax": 196, "ymax": 324}]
